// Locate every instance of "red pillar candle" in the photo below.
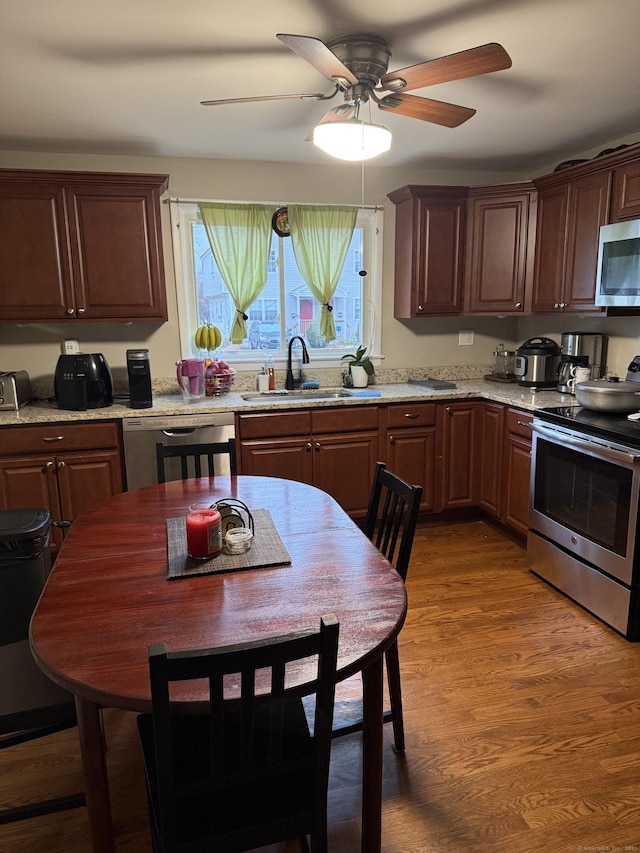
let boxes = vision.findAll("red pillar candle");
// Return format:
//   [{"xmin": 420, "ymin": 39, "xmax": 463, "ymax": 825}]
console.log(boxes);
[{"xmin": 186, "ymin": 506, "xmax": 222, "ymax": 559}]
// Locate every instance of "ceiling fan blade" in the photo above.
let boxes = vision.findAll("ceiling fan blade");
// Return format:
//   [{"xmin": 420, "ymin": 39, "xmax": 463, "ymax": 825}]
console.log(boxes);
[
  {"xmin": 377, "ymin": 93, "xmax": 476, "ymax": 127},
  {"xmin": 380, "ymin": 43, "xmax": 512, "ymax": 92},
  {"xmin": 201, "ymin": 92, "xmax": 327, "ymax": 106},
  {"xmin": 304, "ymin": 104, "xmax": 357, "ymax": 140},
  {"xmin": 277, "ymin": 33, "xmax": 358, "ymax": 87}
]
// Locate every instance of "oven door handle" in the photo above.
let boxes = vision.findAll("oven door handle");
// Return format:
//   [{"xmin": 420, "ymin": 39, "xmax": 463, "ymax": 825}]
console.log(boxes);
[{"xmin": 531, "ymin": 422, "xmax": 640, "ymax": 464}]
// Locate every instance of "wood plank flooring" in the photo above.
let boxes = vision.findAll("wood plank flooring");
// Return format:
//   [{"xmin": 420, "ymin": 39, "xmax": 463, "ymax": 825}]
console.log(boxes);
[{"xmin": 3, "ymin": 519, "xmax": 640, "ymax": 852}]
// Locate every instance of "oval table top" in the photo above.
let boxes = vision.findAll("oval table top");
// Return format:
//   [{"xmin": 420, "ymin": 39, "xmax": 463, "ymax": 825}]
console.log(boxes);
[{"xmin": 31, "ymin": 475, "xmax": 407, "ymax": 712}]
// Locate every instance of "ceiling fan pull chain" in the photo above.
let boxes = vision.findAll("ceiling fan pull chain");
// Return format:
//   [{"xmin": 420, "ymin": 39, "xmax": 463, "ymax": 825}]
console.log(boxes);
[{"xmin": 359, "ymin": 154, "xmax": 367, "ymax": 279}]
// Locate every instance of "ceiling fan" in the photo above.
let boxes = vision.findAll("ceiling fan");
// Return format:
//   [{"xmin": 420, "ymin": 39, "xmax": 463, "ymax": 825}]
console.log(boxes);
[{"xmin": 201, "ymin": 32, "xmax": 512, "ymax": 129}]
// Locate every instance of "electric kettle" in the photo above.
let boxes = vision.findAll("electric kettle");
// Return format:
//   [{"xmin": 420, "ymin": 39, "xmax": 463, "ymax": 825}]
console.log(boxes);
[{"xmin": 557, "ymin": 355, "xmax": 589, "ymax": 394}]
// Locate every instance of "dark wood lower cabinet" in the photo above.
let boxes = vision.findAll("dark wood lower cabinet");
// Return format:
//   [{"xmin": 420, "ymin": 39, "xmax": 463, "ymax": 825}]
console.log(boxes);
[
  {"xmin": 477, "ymin": 402, "xmax": 506, "ymax": 517},
  {"xmin": 384, "ymin": 403, "xmax": 438, "ymax": 512},
  {"xmin": 440, "ymin": 401, "xmax": 476, "ymax": 509},
  {"xmin": 238, "ymin": 400, "xmax": 531, "ymax": 536},
  {"xmin": 0, "ymin": 421, "xmax": 124, "ymax": 554},
  {"xmin": 476, "ymin": 403, "xmax": 533, "ymax": 539},
  {"xmin": 502, "ymin": 408, "xmax": 533, "ymax": 538},
  {"xmin": 237, "ymin": 408, "xmax": 378, "ymax": 518}
]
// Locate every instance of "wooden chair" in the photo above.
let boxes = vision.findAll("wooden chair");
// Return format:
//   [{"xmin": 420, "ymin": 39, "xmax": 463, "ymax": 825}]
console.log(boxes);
[
  {"xmin": 155, "ymin": 438, "xmax": 237, "ymax": 483},
  {"xmin": 333, "ymin": 462, "xmax": 422, "ymax": 752},
  {"xmin": 137, "ymin": 614, "xmax": 340, "ymax": 853},
  {"xmin": 0, "ymin": 509, "xmax": 85, "ymax": 824}
]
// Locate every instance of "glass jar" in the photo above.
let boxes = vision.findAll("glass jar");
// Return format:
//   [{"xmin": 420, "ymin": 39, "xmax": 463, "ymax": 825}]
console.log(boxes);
[
  {"xmin": 492, "ymin": 344, "xmax": 516, "ymax": 380},
  {"xmin": 186, "ymin": 504, "xmax": 221, "ymax": 559}
]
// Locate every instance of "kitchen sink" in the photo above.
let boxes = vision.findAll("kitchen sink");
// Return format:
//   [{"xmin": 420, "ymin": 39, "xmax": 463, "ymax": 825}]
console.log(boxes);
[{"xmin": 240, "ymin": 389, "xmax": 353, "ymax": 401}]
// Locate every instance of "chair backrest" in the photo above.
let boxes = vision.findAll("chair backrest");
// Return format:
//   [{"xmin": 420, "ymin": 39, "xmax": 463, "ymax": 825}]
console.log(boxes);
[
  {"xmin": 146, "ymin": 613, "xmax": 339, "ymax": 851},
  {"xmin": 155, "ymin": 438, "xmax": 237, "ymax": 483},
  {"xmin": 364, "ymin": 462, "xmax": 423, "ymax": 581}
]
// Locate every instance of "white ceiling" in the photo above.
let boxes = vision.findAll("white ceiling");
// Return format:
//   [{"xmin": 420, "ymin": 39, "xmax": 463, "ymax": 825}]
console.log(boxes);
[{"xmin": 2, "ymin": 0, "xmax": 639, "ymax": 175}]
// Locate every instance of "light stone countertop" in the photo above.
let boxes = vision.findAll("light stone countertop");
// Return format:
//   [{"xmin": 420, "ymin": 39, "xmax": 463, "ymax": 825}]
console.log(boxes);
[{"xmin": 0, "ymin": 380, "xmax": 574, "ymax": 427}]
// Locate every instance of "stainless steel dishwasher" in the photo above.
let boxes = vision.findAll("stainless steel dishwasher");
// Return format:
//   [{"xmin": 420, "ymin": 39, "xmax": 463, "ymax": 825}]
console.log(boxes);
[{"xmin": 122, "ymin": 412, "xmax": 236, "ymax": 490}]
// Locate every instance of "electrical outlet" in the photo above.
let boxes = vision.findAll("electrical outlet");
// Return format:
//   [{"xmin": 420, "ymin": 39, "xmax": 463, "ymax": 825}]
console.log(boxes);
[
  {"xmin": 459, "ymin": 329, "xmax": 475, "ymax": 346},
  {"xmin": 62, "ymin": 339, "xmax": 80, "ymax": 355}
]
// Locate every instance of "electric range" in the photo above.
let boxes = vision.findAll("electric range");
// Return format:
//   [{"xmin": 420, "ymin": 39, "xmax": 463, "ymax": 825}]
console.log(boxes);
[
  {"xmin": 534, "ymin": 405, "xmax": 640, "ymax": 450},
  {"xmin": 530, "ymin": 393, "xmax": 640, "ymax": 640}
]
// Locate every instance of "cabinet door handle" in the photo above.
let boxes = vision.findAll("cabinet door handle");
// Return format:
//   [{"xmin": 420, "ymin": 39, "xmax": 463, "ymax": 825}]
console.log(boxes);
[
  {"xmin": 404, "ymin": 413, "xmax": 419, "ymax": 419},
  {"xmin": 417, "ymin": 304, "xmax": 424, "ymax": 312},
  {"xmin": 389, "ymin": 434, "xmax": 395, "ymax": 444},
  {"xmin": 66, "ymin": 308, "xmax": 75, "ymax": 315},
  {"xmin": 43, "ymin": 435, "xmax": 64, "ymax": 442},
  {"xmin": 515, "ymin": 302, "xmax": 522, "ymax": 309},
  {"xmin": 77, "ymin": 307, "xmax": 86, "ymax": 315},
  {"xmin": 57, "ymin": 460, "xmax": 66, "ymax": 469},
  {"xmin": 517, "ymin": 420, "xmax": 532, "ymax": 428},
  {"xmin": 314, "ymin": 442, "xmax": 321, "ymax": 451},
  {"xmin": 306, "ymin": 442, "xmax": 312, "ymax": 451},
  {"xmin": 46, "ymin": 460, "xmax": 55, "ymax": 469}
]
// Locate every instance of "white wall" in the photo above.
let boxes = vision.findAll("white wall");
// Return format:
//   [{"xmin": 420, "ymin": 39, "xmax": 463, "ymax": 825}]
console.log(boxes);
[{"xmin": 1, "ymin": 141, "xmax": 639, "ymax": 385}]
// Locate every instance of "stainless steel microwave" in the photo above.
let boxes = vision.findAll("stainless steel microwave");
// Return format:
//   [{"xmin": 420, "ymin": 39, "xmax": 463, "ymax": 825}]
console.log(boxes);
[{"xmin": 596, "ymin": 218, "xmax": 640, "ymax": 307}]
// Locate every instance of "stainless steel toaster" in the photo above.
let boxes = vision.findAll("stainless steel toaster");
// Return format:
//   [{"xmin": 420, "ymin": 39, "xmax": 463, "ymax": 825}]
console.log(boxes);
[{"xmin": 0, "ymin": 371, "xmax": 32, "ymax": 410}]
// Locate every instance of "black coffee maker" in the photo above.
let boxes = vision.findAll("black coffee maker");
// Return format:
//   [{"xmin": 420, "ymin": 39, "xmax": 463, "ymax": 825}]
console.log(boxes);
[
  {"xmin": 54, "ymin": 353, "xmax": 113, "ymax": 411},
  {"xmin": 126, "ymin": 349, "xmax": 153, "ymax": 409}
]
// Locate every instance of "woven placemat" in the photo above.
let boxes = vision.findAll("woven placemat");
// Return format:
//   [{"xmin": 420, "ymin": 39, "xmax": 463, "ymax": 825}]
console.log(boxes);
[{"xmin": 166, "ymin": 508, "xmax": 291, "ymax": 580}]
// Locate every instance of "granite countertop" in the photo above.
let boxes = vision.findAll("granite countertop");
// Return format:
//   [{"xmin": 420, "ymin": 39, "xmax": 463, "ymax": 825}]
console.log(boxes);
[{"xmin": 0, "ymin": 380, "xmax": 573, "ymax": 427}]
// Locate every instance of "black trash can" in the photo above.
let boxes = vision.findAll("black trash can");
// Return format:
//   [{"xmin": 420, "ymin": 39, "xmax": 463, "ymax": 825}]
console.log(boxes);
[{"xmin": 0, "ymin": 509, "xmax": 51, "ymax": 647}]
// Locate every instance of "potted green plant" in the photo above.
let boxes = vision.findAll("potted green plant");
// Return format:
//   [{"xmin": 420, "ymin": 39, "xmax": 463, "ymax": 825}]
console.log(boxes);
[{"xmin": 341, "ymin": 345, "xmax": 374, "ymax": 388}]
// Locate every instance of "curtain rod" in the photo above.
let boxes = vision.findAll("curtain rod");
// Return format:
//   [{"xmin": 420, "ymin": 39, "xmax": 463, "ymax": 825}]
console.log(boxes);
[{"xmin": 163, "ymin": 196, "xmax": 383, "ymax": 211}]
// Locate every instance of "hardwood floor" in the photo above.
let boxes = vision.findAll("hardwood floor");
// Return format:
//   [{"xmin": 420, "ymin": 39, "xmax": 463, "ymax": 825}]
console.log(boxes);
[{"xmin": 3, "ymin": 519, "xmax": 640, "ymax": 852}]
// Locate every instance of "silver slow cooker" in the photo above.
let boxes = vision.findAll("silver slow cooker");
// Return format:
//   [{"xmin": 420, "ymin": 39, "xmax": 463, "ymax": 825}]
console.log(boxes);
[{"xmin": 514, "ymin": 337, "xmax": 561, "ymax": 388}]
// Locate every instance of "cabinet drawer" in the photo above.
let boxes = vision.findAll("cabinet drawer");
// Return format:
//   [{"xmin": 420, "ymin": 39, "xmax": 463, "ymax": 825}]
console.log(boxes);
[
  {"xmin": 0, "ymin": 421, "xmax": 121, "ymax": 456},
  {"xmin": 505, "ymin": 408, "xmax": 533, "ymax": 438},
  {"xmin": 386, "ymin": 403, "xmax": 437, "ymax": 428},
  {"xmin": 237, "ymin": 411, "xmax": 311, "ymax": 440},
  {"xmin": 311, "ymin": 406, "xmax": 378, "ymax": 433}
]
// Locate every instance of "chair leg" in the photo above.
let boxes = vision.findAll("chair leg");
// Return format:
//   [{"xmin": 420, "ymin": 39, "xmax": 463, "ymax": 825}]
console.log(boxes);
[
  {"xmin": 385, "ymin": 640, "xmax": 405, "ymax": 753},
  {"xmin": 0, "ymin": 793, "xmax": 86, "ymax": 825}
]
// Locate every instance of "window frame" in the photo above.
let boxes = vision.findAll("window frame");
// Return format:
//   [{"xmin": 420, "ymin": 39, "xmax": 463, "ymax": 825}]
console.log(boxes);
[{"xmin": 170, "ymin": 200, "xmax": 383, "ymax": 369}]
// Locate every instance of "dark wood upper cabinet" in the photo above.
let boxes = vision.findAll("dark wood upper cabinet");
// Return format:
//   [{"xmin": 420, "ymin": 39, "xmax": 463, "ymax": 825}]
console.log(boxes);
[
  {"xmin": 389, "ymin": 142, "xmax": 640, "ymax": 318},
  {"xmin": 0, "ymin": 169, "xmax": 169, "ymax": 323},
  {"xmin": 388, "ymin": 185, "xmax": 467, "ymax": 318},
  {"xmin": 464, "ymin": 182, "xmax": 536, "ymax": 315},
  {"xmin": 611, "ymin": 160, "xmax": 640, "ymax": 221},
  {"xmin": 531, "ymin": 170, "xmax": 611, "ymax": 314}
]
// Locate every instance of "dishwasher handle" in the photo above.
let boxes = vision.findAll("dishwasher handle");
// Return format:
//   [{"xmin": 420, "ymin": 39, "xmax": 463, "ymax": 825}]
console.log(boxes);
[{"xmin": 161, "ymin": 428, "xmax": 198, "ymax": 437}]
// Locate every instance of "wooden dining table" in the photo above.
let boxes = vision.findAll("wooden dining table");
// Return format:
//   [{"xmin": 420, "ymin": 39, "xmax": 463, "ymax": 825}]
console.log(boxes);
[{"xmin": 30, "ymin": 475, "xmax": 407, "ymax": 853}]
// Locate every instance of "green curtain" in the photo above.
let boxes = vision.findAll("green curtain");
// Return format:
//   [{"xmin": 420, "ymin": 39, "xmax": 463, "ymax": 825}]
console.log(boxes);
[
  {"xmin": 198, "ymin": 202, "xmax": 273, "ymax": 344},
  {"xmin": 288, "ymin": 204, "xmax": 357, "ymax": 343}
]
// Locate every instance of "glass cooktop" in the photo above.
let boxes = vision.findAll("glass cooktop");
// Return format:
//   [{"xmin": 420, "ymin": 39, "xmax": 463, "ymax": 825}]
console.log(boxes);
[{"xmin": 535, "ymin": 405, "xmax": 640, "ymax": 449}]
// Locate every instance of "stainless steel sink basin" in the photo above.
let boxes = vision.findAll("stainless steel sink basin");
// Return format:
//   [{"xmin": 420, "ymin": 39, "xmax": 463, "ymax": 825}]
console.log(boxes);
[{"xmin": 241, "ymin": 389, "xmax": 353, "ymax": 402}]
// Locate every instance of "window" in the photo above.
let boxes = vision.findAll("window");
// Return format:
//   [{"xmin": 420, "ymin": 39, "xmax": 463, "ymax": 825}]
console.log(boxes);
[{"xmin": 171, "ymin": 201, "xmax": 383, "ymax": 367}]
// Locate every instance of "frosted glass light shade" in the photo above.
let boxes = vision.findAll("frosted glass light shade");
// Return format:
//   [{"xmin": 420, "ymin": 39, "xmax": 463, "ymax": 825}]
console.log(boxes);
[{"xmin": 312, "ymin": 120, "xmax": 392, "ymax": 161}]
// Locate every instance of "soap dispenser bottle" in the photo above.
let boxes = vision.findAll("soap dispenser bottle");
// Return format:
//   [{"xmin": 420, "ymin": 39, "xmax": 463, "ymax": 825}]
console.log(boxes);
[{"xmin": 257, "ymin": 366, "xmax": 269, "ymax": 392}]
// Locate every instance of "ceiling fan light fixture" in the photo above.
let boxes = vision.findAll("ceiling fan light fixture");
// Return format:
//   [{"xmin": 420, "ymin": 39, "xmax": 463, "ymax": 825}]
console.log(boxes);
[{"xmin": 312, "ymin": 119, "xmax": 392, "ymax": 161}]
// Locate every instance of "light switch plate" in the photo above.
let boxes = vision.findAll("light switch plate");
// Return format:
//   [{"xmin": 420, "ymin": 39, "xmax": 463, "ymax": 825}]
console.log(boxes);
[{"xmin": 459, "ymin": 329, "xmax": 475, "ymax": 346}]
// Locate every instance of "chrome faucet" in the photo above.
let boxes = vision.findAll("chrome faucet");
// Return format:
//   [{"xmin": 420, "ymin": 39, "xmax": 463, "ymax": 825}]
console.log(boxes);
[{"xmin": 285, "ymin": 336, "xmax": 310, "ymax": 390}]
